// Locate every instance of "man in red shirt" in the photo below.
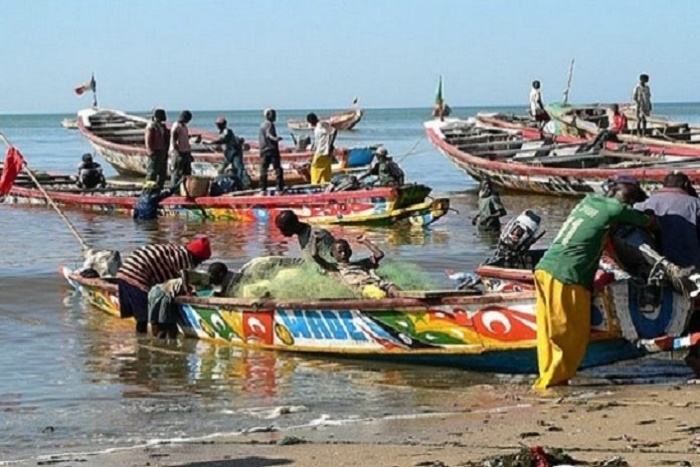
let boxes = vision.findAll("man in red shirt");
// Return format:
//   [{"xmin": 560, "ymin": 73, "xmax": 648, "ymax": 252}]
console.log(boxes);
[{"xmin": 583, "ymin": 104, "xmax": 628, "ymax": 151}]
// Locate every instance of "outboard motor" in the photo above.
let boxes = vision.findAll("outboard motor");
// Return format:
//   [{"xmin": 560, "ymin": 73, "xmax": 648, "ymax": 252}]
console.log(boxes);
[
  {"xmin": 611, "ymin": 225, "xmax": 700, "ymax": 299},
  {"xmin": 485, "ymin": 210, "xmax": 546, "ymax": 269}
]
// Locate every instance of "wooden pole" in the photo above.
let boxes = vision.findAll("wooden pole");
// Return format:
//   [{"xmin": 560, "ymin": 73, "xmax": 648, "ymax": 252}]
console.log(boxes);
[
  {"xmin": 0, "ymin": 133, "xmax": 91, "ymax": 252},
  {"xmin": 562, "ymin": 58, "xmax": 575, "ymax": 106}
]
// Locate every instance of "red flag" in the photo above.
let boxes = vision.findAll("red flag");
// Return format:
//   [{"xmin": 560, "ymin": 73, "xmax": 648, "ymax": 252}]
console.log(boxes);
[
  {"xmin": 74, "ymin": 75, "xmax": 96, "ymax": 95},
  {"xmin": 0, "ymin": 147, "xmax": 26, "ymax": 195}
]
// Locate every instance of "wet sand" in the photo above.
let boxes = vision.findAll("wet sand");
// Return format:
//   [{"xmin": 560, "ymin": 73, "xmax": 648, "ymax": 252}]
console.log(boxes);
[{"xmin": 12, "ymin": 383, "xmax": 700, "ymax": 466}]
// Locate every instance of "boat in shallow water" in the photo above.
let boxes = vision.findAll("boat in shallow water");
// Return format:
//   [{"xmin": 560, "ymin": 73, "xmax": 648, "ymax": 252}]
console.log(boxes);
[
  {"xmin": 76, "ymin": 108, "xmax": 372, "ymax": 182},
  {"xmin": 425, "ymin": 117, "xmax": 700, "ymax": 197},
  {"xmin": 60, "ymin": 256, "xmax": 699, "ymax": 373},
  {"xmin": 3, "ymin": 172, "xmax": 449, "ymax": 225},
  {"xmin": 546, "ymin": 102, "xmax": 700, "ymax": 158}
]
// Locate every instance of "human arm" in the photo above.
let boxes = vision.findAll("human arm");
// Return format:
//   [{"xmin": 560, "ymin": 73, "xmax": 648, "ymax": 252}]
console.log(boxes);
[
  {"xmin": 265, "ymin": 122, "xmax": 283, "ymax": 142},
  {"xmin": 357, "ymin": 235, "xmax": 384, "ymax": 264},
  {"xmin": 145, "ymin": 126, "xmax": 154, "ymax": 153},
  {"xmin": 310, "ymin": 232, "xmax": 335, "ymax": 271}
]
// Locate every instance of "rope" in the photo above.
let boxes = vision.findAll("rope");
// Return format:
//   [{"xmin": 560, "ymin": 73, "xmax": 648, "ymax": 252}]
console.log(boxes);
[
  {"xmin": 0, "ymin": 133, "xmax": 91, "ymax": 252},
  {"xmin": 396, "ymin": 136, "xmax": 427, "ymax": 163}
]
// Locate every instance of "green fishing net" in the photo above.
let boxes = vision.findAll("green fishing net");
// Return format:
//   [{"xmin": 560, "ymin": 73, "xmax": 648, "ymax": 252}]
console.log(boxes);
[{"xmin": 228, "ymin": 257, "xmax": 438, "ymax": 300}]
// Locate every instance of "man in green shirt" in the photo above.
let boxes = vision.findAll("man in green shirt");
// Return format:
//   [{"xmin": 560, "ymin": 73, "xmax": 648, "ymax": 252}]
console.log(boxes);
[
  {"xmin": 472, "ymin": 179, "xmax": 507, "ymax": 232},
  {"xmin": 533, "ymin": 175, "xmax": 652, "ymax": 389}
]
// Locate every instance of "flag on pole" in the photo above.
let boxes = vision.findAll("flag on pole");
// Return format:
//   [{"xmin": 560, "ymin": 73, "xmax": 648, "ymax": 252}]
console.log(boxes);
[
  {"xmin": 434, "ymin": 75, "xmax": 444, "ymax": 107},
  {"xmin": 74, "ymin": 74, "xmax": 96, "ymax": 96},
  {"xmin": 0, "ymin": 147, "xmax": 26, "ymax": 195}
]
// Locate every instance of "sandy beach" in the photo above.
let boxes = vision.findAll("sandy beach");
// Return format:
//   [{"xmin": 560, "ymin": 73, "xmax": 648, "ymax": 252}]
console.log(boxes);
[{"xmin": 9, "ymin": 382, "xmax": 700, "ymax": 467}]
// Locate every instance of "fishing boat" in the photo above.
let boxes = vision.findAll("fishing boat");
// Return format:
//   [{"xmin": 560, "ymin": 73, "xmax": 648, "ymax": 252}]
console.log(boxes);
[
  {"xmin": 76, "ymin": 108, "xmax": 372, "ymax": 183},
  {"xmin": 425, "ymin": 117, "xmax": 700, "ymax": 197},
  {"xmin": 59, "ymin": 252, "xmax": 698, "ymax": 373},
  {"xmin": 287, "ymin": 101, "xmax": 364, "ymax": 131},
  {"xmin": 2, "ymin": 171, "xmax": 449, "ymax": 225},
  {"xmin": 546, "ymin": 102, "xmax": 700, "ymax": 157}
]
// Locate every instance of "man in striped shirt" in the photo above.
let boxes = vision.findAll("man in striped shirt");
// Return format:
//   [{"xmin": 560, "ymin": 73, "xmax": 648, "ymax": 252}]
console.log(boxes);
[{"xmin": 116, "ymin": 236, "xmax": 212, "ymax": 334}]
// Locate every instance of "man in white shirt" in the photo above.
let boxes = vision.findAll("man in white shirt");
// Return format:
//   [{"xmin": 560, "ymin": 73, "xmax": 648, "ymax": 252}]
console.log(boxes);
[
  {"xmin": 306, "ymin": 112, "xmax": 337, "ymax": 184},
  {"xmin": 529, "ymin": 80, "xmax": 549, "ymax": 137}
]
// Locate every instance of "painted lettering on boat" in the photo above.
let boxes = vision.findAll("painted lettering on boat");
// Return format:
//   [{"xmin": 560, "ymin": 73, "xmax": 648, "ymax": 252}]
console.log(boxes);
[{"xmin": 277, "ymin": 310, "xmax": 367, "ymax": 343}]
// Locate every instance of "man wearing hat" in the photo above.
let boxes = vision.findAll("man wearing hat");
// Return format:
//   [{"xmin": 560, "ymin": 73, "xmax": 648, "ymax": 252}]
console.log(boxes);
[
  {"xmin": 359, "ymin": 146, "xmax": 405, "ymax": 187},
  {"xmin": 144, "ymin": 108, "xmax": 169, "ymax": 188},
  {"xmin": 205, "ymin": 116, "xmax": 251, "ymax": 190},
  {"xmin": 132, "ymin": 181, "xmax": 174, "ymax": 221},
  {"xmin": 115, "ymin": 236, "xmax": 212, "ymax": 334},
  {"xmin": 533, "ymin": 175, "xmax": 653, "ymax": 389}
]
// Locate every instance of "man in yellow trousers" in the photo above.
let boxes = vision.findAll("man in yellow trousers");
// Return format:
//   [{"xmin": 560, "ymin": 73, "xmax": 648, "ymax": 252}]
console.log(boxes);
[
  {"xmin": 306, "ymin": 113, "xmax": 337, "ymax": 184},
  {"xmin": 533, "ymin": 175, "xmax": 653, "ymax": 389}
]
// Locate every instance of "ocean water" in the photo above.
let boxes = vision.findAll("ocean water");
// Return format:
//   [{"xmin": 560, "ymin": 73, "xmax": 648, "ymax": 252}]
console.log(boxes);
[{"xmin": 1, "ymin": 104, "xmax": 698, "ymax": 461}]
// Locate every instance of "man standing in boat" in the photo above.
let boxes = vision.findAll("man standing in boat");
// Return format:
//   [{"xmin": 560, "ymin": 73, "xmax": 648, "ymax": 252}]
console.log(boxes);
[
  {"xmin": 533, "ymin": 175, "xmax": 652, "ymax": 389},
  {"xmin": 529, "ymin": 80, "xmax": 549, "ymax": 137},
  {"xmin": 258, "ymin": 108, "xmax": 284, "ymax": 195},
  {"xmin": 205, "ymin": 116, "xmax": 252, "ymax": 189},
  {"xmin": 170, "ymin": 110, "xmax": 194, "ymax": 188},
  {"xmin": 632, "ymin": 74, "xmax": 652, "ymax": 136},
  {"xmin": 144, "ymin": 108, "xmax": 169, "ymax": 188},
  {"xmin": 306, "ymin": 112, "xmax": 337, "ymax": 185}
]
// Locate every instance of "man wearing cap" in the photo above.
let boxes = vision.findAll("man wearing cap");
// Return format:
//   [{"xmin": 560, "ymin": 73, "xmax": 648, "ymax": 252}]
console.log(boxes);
[
  {"xmin": 144, "ymin": 109, "xmax": 169, "ymax": 188},
  {"xmin": 533, "ymin": 175, "xmax": 653, "ymax": 389},
  {"xmin": 205, "ymin": 117, "xmax": 251, "ymax": 189},
  {"xmin": 258, "ymin": 108, "xmax": 284, "ymax": 195},
  {"xmin": 359, "ymin": 147, "xmax": 405, "ymax": 187},
  {"xmin": 115, "ymin": 236, "xmax": 212, "ymax": 334},
  {"xmin": 306, "ymin": 113, "xmax": 337, "ymax": 185}
]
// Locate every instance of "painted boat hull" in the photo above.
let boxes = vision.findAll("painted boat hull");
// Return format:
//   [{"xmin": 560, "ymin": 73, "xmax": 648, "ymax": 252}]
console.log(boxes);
[
  {"xmin": 60, "ymin": 260, "xmax": 692, "ymax": 373},
  {"xmin": 76, "ymin": 108, "xmax": 363, "ymax": 181},
  {"xmin": 425, "ymin": 118, "xmax": 700, "ymax": 197},
  {"xmin": 5, "ymin": 180, "xmax": 450, "ymax": 226}
]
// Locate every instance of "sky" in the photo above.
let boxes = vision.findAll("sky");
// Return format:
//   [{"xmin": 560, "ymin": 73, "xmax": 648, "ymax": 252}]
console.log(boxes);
[{"xmin": 1, "ymin": 0, "xmax": 699, "ymax": 113}]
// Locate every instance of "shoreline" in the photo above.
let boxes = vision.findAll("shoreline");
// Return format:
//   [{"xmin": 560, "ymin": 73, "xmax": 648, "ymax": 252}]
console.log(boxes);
[{"xmin": 6, "ymin": 383, "xmax": 700, "ymax": 466}]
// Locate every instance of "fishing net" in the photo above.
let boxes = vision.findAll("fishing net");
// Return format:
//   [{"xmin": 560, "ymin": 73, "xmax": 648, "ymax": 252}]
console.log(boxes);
[{"xmin": 228, "ymin": 257, "xmax": 438, "ymax": 300}]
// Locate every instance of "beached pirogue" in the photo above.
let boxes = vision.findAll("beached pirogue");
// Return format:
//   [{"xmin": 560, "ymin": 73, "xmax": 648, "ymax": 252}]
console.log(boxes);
[
  {"xmin": 76, "ymin": 108, "xmax": 373, "ymax": 182},
  {"xmin": 3, "ymin": 172, "xmax": 449, "ymax": 225},
  {"xmin": 425, "ymin": 117, "xmax": 700, "ymax": 196},
  {"xmin": 61, "ymin": 240, "xmax": 699, "ymax": 373}
]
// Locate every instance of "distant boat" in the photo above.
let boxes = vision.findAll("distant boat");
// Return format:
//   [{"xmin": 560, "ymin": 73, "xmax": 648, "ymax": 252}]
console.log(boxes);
[
  {"xmin": 61, "ymin": 118, "xmax": 78, "ymax": 129},
  {"xmin": 287, "ymin": 99, "xmax": 364, "ymax": 131}
]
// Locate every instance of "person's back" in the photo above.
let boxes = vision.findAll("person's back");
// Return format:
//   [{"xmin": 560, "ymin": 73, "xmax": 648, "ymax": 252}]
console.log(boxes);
[
  {"xmin": 77, "ymin": 154, "xmax": 105, "ymax": 189},
  {"xmin": 210, "ymin": 172, "xmax": 240, "ymax": 196},
  {"xmin": 537, "ymin": 194, "xmax": 648, "ymax": 289},
  {"xmin": 133, "ymin": 183, "xmax": 172, "ymax": 220},
  {"xmin": 636, "ymin": 185, "xmax": 700, "ymax": 270}
]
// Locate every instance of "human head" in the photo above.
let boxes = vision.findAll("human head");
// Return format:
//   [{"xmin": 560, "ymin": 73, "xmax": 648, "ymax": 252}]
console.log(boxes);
[
  {"xmin": 186, "ymin": 236, "xmax": 212, "ymax": 264},
  {"xmin": 375, "ymin": 146, "xmax": 388, "ymax": 159},
  {"xmin": 178, "ymin": 110, "xmax": 193, "ymax": 124},
  {"xmin": 639, "ymin": 74, "xmax": 649, "ymax": 84},
  {"xmin": 331, "ymin": 239, "xmax": 352, "ymax": 262},
  {"xmin": 275, "ymin": 209, "xmax": 302, "ymax": 236},
  {"xmin": 142, "ymin": 180, "xmax": 159, "ymax": 191},
  {"xmin": 605, "ymin": 174, "xmax": 647, "ymax": 204},
  {"xmin": 532, "ymin": 80, "xmax": 541, "ymax": 89},
  {"xmin": 663, "ymin": 170, "xmax": 692, "ymax": 192},
  {"xmin": 479, "ymin": 178, "xmax": 494, "ymax": 198},
  {"xmin": 153, "ymin": 108, "xmax": 167, "ymax": 122},
  {"xmin": 207, "ymin": 262, "xmax": 229, "ymax": 286},
  {"xmin": 82, "ymin": 153, "xmax": 93, "ymax": 163},
  {"xmin": 264, "ymin": 108, "xmax": 276, "ymax": 122},
  {"xmin": 215, "ymin": 116, "xmax": 227, "ymax": 130},
  {"xmin": 610, "ymin": 103, "xmax": 620, "ymax": 113},
  {"xmin": 306, "ymin": 113, "xmax": 319, "ymax": 126}
]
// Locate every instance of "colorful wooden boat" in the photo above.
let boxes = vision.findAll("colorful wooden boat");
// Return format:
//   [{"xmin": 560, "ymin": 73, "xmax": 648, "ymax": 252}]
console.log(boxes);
[
  {"xmin": 546, "ymin": 102, "xmax": 700, "ymax": 158},
  {"xmin": 60, "ymin": 260, "xmax": 698, "ymax": 374},
  {"xmin": 425, "ymin": 117, "xmax": 700, "ymax": 197},
  {"xmin": 76, "ymin": 108, "xmax": 372, "ymax": 182},
  {"xmin": 3, "ymin": 172, "xmax": 449, "ymax": 226},
  {"xmin": 287, "ymin": 102, "xmax": 364, "ymax": 131}
]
